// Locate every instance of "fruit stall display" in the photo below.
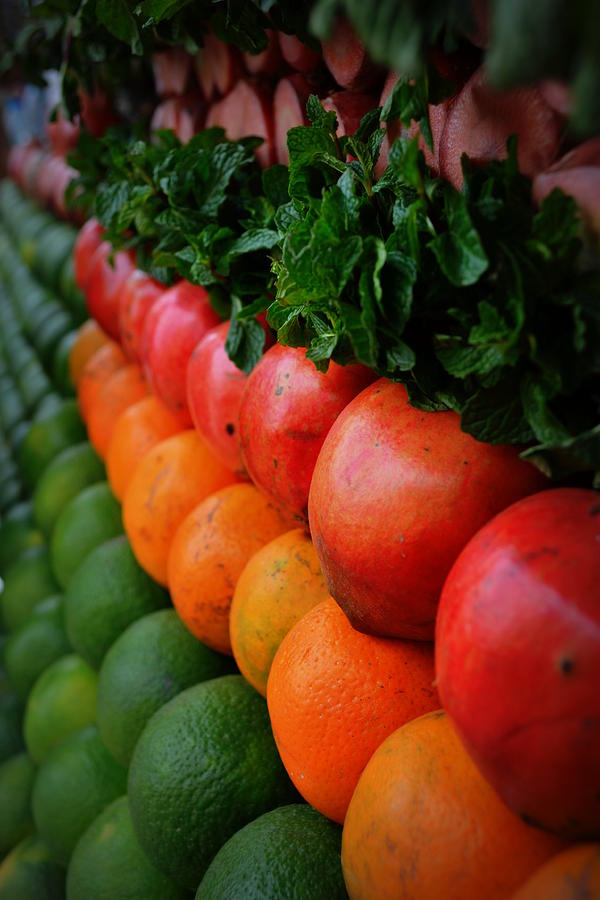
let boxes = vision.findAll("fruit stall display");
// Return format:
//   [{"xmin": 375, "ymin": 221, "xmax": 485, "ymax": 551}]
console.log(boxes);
[{"xmin": 0, "ymin": 0, "xmax": 599, "ymax": 897}]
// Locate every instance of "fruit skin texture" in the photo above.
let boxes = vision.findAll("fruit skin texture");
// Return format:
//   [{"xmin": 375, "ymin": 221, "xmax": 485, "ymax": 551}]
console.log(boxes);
[
  {"xmin": 0, "ymin": 753, "xmax": 36, "ymax": 856},
  {"xmin": 239, "ymin": 345, "xmax": 376, "ymax": 519},
  {"xmin": 141, "ymin": 281, "xmax": 222, "ymax": 426},
  {"xmin": 196, "ymin": 804, "xmax": 347, "ymax": 900},
  {"xmin": 32, "ymin": 725, "xmax": 127, "ymax": 866},
  {"xmin": 64, "ymin": 535, "xmax": 169, "ymax": 670},
  {"xmin": 168, "ymin": 483, "xmax": 297, "ymax": 654},
  {"xmin": 118, "ymin": 270, "xmax": 164, "ymax": 365},
  {"xmin": 128, "ymin": 674, "xmax": 297, "ymax": 889},
  {"xmin": 97, "ymin": 609, "xmax": 235, "ymax": 767},
  {"xmin": 66, "ymin": 796, "xmax": 187, "ymax": 900},
  {"xmin": 50, "ymin": 482, "xmax": 124, "ymax": 589},
  {"xmin": 105, "ymin": 395, "xmax": 182, "ymax": 502},
  {"xmin": 77, "ymin": 340, "xmax": 127, "ymax": 424},
  {"xmin": 85, "ymin": 243, "xmax": 136, "ymax": 341},
  {"xmin": 4, "ymin": 595, "xmax": 70, "ymax": 699},
  {"xmin": 32, "ymin": 441, "xmax": 105, "ymax": 538},
  {"xmin": 308, "ymin": 379, "xmax": 547, "ymax": 640},
  {"xmin": 510, "ymin": 843, "xmax": 600, "ymax": 900},
  {"xmin": 68, "ymin": 320, "xmax": 109, "ymax": 387},
  {"xmin": 187, "ymin": 321, "xmax": 249, "ymax": 474},
  {"xmin": 73, "ymin": 218, "xmax": 104, "ymax": 293},
  {"xmin": 230, "ymin": 527, "xmax": 330, "ymax": 696},
  {"xmin": 123, "ymin": 430, "xmax": 240, "ymax": 586},
  {"xmin": 435, "ymin": 488, "xmax": 600, "ymax": 839},
  {"xmin": 267, "ymin": 597, "xmax": 439, "ymax": 824},
  {"xmin": 23, "ymin": 654, "xmax": 98, "ymax": 764},
  {"xmin": 0, "ymin": 834, "xmax": 65, "ymax": 899},
  {"xmin": 341, "ymin": 710, "xmax": 567, "ymax": 900},
  {"xmin": 86, "ymin": 363, "xmax": 149, "ymax": 458}
]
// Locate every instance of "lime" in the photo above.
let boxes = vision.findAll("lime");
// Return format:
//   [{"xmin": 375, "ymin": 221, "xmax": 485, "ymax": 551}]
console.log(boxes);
[
  {"xmin": 50, "ymin": 482, "xmax": 123, "ymax": 589},
  {"xmin": 64, "ymin": 535, "xmax": 167, "ymax": 670},
  {"xmin": 196, "ymin": 804, "xmax": 347, "ymax": 900},
  {"xmin": 32, "ymin": 725, "xmax": 126, "ymax": 866},
  {"xmin": 23, "ymin": 654, "xmax": 97, "ymax": 764},
  {"xmin": 0, "ymin": 692, "xmax": 25, "ymax": 764},
  {"xmin": 97, "ymin": 609, "xmax": 235, "ymax": 765},
  {"xmin": 4, "ymin": 596, "xmax": 71, "ymax": 700},
  {"xmin": 18, "ymin": 399, "xmax": 85, "ymax": 490},
  {"xmin": 1, "ymin": 546, "xmax": 59, "ymax": 632},
  {"xmin": 0, "ymin": 834, "xmax": 65, "ymax": 899},
  {"xmin": 128, "ymin": 674, "xmax": 297, "ymax": 889},
  {"xmin": 0, "ymin": 753, "xmax": 36, "ymax": 856},
  {"xmin": 33, "ymin": 442, "xmax": 104, "ymax": 538},
  {"xmin": 66, "ymin": 796, "xmax": 186, "ymax": 900}
]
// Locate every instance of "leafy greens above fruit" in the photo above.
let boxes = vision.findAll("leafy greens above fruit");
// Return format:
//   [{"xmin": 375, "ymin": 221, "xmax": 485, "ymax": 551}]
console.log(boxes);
[{"xmin": 66, "ymin": 85, "xmax": 600, "ymax": 482}]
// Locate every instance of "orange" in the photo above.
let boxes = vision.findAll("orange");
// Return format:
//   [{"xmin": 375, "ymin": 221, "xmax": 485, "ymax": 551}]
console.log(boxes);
[
  {"xmin": 123, "ymin": 431, "xmax": 240, "ymax": 586},
  {"xmin": 266, "ymin": 597, "xmax": 440, "ymax": 823},
  {"xmin": 106, "ymin": 395, "xmax": 182, "ymax": 501},
  {"xmin": 511, "ymin": 843, "xmax": 600, "ymax": 900},
  {"xmin": 86, "ymin": 364, "xmax": 149, "ymax": 458},
  {"xmin": 168, "ymin": 484, "xmax": 297, "ymax": 654},
  {"xmin": 230, "ymin": 528, "xmax": 330, "ymax": 696},
  {"xmin": 77, "ymin": 341, "xmax": 126, "ymax": 424},
  {"xmin": 341, "ymin": 710, "xmax": 568, "ymax": 900},
  {"xmin": 68, "ymin": 320, "xmax": 109, "ymax": 388}
]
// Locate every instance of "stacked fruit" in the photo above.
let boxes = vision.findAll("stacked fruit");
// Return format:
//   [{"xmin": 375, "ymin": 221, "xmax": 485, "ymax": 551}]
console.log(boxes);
[{"xmin": 0, "ymin": 165, "xmax": 598, "ymax": 900}]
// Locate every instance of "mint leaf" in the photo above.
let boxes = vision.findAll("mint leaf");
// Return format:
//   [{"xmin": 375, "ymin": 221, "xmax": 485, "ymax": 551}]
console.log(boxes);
[{"xmin": 428, "ymin": 188, "xmax": 488, "ymax": 286}]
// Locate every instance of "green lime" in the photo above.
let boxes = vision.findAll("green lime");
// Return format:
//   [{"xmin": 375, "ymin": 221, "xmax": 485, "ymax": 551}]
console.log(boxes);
[
  {"xmin": 51, "ymin": 330, "xmax": 77, "ymax": 396},
  {"xmin": 4, "ymin": 596, "xmax": 71, "ymax": 700},
  {"xmin": 128, "ymin": 674, "xmax": 297, "ymax": 889},
  {"xmin": 196, "ymin": 804, "xmax": 347, "ymax": 900},
  {"xmin": 97, "ymin": 609, "xmax": 235, "ymax": 766},
  {"xmin": 33, "ymin": 442, "xmax": 104, "ymax": 538},
  {"xmin": 1, "ymin": 546, "xmax": 59, "ymax": 632},
  {"xmin": 0, "ymin": 501, "xmax": 44, "ymax": 576},
  {"xmin": 64, "ymin": 536, "xmax": 167, "ymax": 670},
  {"xmin": 66, "ymin": 796, "xmax": 186, "ymax": 900},
  {"xmin": 18, "ymin": 399, "xmax": 85, "ymax": 490},
  {"xmin": 32, "ymin": 725, "xmax": 126, "ymax": 866},
  {"xmin": 50, "ymin": 483, "xmax": 123, "ymax": 589},
  {"xmin": 0, "ymin": 692, "xmax": 25, "ymax": 764},
  {"xmin": 0, "ymin": 834, "xmax": 65, "ymax": 899},
  {"xmin": 0, "ymin": 753, "xmax": 36, "ymax": 857},
  {"xmin": 23, "ymin": 654, "xmax": 97, "ymax": 764}
]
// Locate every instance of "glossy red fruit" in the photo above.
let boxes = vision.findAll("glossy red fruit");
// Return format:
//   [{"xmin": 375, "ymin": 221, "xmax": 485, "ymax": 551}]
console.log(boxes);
[
  {"xmin": 308, "ymin": 379, "xmax": 547, "ymax": 640},
  {"xmin": 243, "ymin": 29, "xmax": 281, "ymax": 76},
  {"xmin": 46, "ymin": 111, "xmax": 80, "ymax": 155},
  {"xmin": 78, "ymin": 87, "xmax": 117, "ymax": 137},
  {"xmin": 74, "ymin": 218, "xmax": 105, "ymax": 293},
  {"xmin": 52, "ymin": 159, "xmax": 79, "ymax": 220},
  {"xmin": 532, "ymin": 138, "xmax": 600, "ymax": 239},
  {"xmin": 239, "ymin": 345, "xmax": 376, "ymax": 520},
  {"xmin": 187, "ymin": 321, "xmax": 249, "ymax": 475},
  {"xmin": 206, "ymin": 80, "xmax": 275, "ymax": 168},
  {"xmin": 35, "ymin": 155, "xmax": 63, "ymax": 207},
  {"xmin": 322, "ymin": 17, "xmax": 382, "ymax": 91},
  {"xmin": 85, "ymin": 242, "xmax": 136, "ymax": 340},
  {"xmin": 439, "ymin": 67, "xmax": 562, "ymax": 190},
  {"xmin": 151, "ymin": 48, "xmax": 192, "ymax": 97},
  {"xmin": 436, "ymin": 488, "xmax": 600, "ymax": 839},
  {"xmin": 278, "ymin": 32, "xmax": 321, "ymax": 73},
  {"xmin": 194, "ymin": 32, "xmax": 242, "ymax": 101},
  {"xmin": 118, "ymin": 270, "xmax": 165, "ymax": 364},
  {"xmin": 322, "ymin": 91, "xmax": 377, "ymax": 138},
  {"xmin": 150, "ymin": 96, "xmax": 204, "ymax": 144},
  {"xmin": 141, "ymin": 281, "xmax": 222, "ymax": 426},
  {"xmin": 273, "ymin": 75, "xmax": 311, "ymax": 166}
]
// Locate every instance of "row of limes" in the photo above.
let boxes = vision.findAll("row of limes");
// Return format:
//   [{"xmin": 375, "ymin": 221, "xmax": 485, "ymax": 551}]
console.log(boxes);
[{"xmin": 0, "ymin": 183, "xmax": 349, "ymax": 898}]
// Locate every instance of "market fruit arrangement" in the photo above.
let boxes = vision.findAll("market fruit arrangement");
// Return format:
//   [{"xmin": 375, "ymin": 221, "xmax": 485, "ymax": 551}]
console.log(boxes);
[{"xmin": 1, "ymin": 6, "xmax": 600, "ymax": 900}]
